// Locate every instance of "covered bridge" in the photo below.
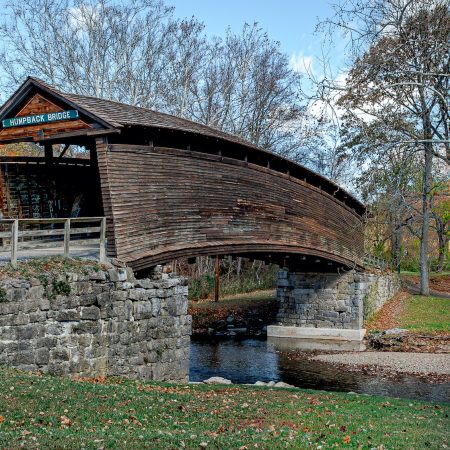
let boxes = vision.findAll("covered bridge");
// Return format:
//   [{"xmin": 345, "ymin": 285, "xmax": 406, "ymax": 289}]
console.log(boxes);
[{"xmin": 0, "ymin": 77, "xmax": 365, "ymax": 272}]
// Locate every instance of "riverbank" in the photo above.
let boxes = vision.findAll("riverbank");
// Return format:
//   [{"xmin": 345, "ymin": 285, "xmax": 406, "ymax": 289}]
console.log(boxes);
[
  {"xmin": 0, "ymin": 367, "xmax": 448, "ymax": 449},
  {"xmin": 312, "ymin": 352, "xmax": 450, "ymax": 381},
  {"xmin": 188, "ymin": 290, "xmax": 276, "ymax": 336},
  {"xmin": 365, "ymin": 290, "xmax": 449, "ymax": 352}
]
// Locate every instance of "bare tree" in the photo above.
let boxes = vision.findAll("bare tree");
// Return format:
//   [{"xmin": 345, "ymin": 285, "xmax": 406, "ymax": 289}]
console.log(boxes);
[
  {"xmin": 309, "ymin": 0, "xmax": 450, "ymax": 294},
  {"xmin": 0, "ymin": 0, "xmax": 201, "ymax": 109},
  {"xmin": 0, "ymin": 3, "xmax": 314, "ymax": 166},
  {"xmin": 430, "ymin": 181, "xmax": 450, "ymax": 272},
  {"xmin": 186, "ymin": 24, "xmax": 305, "ymax": 155}
]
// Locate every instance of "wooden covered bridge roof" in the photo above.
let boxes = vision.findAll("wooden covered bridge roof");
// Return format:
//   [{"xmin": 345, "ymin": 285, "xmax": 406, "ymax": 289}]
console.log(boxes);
[
  {"xmin": 0, "ymin": 77, "xmax": 364, "ymax": 214},
  {"xmin": 0, "ymin": 77, "xmax": 366, "ymax": 271}
]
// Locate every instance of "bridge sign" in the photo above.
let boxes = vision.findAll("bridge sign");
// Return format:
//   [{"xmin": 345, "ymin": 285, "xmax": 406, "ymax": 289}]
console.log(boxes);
[{"xmin": 2, "ymin": 110, "xmax": 79, "ymax": 128}]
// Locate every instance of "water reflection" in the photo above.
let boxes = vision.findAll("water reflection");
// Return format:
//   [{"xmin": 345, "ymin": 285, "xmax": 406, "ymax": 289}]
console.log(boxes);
[{"xmin": 190, "ymin": 337, "xmax": 450, "ymax": 403}]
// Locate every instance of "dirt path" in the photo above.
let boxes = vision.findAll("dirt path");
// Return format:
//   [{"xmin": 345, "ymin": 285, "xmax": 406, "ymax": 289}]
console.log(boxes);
[
  {"xmin": 403, "ymin": 279, "xmax": 450, "ymax": 299},
  {"xmin": 402, "ymin": 274, "xmax": 450, "ymax": 299}
]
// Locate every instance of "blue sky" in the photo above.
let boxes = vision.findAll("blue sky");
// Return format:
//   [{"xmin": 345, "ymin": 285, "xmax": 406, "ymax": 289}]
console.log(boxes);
[{"xmin": 168, "ymin": 0, "xmax": 345, "ymax": 76}]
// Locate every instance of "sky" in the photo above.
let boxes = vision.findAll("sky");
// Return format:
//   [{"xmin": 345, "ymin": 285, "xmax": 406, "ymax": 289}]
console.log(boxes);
[{"xmin": 167, "ymin": 0, "xmax": 346, "ymax": 77}]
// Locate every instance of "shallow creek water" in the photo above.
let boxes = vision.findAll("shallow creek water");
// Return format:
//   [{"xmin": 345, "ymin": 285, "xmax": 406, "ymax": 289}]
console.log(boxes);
[{"xmin": 190, "ymin": 337, "xmax": 450, "ymax": 403}]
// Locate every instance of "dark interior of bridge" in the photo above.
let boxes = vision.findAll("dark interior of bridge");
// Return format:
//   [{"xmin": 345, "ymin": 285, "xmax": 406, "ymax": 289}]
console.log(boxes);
[{"xmin": 0, "ymin": 140, "xmax": 103, "ymax": 221}]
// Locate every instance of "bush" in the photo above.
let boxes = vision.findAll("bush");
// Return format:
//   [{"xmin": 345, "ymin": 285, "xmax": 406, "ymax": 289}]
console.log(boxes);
[{"xmin": 0, "ymin": 287, "xmax": 7, "ymax": 303}]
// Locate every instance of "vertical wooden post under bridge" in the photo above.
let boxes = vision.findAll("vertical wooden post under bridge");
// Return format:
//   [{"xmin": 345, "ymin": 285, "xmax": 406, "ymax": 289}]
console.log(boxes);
[{"xmin": 214, "ymin": 255, "xmax": 220, "ymax": 302}]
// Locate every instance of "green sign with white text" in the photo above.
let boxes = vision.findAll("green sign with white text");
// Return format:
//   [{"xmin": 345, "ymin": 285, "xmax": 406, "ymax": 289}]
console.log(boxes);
[{"xmin": 2, "ymin": 110, "xmax": 79, "ymax": 128}]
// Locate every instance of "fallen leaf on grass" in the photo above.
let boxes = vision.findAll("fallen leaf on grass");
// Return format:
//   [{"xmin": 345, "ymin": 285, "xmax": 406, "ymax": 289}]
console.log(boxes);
[
  {"xmin": 60, "ymin": 415, "xmax": 72, "ymax": 428},
  {"xmin": 0, "ymin": 416, "xmax": 4, "ymax": 423},
  {"xmin": 74, "ymin": 375, "xmax": 106, "ymax": 384},
  {"xmin": 343, "ymin": 435, "xmax": 350, "ymax": 444}
]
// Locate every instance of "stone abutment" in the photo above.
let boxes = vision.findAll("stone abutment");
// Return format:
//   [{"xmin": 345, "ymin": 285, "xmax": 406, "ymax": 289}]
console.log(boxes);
[
  {"xmin": 0, "ymin": 266, "xmax": 191, "ymax": 382},
  {"xmin": 268, "ymin": 270, "xmax": 401, "ymax": 341}
]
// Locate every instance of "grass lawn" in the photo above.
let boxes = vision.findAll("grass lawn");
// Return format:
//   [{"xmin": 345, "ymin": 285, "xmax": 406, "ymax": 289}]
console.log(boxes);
[
  {"xmin": 0, "ymin": 368, "xmax": 448, "ymax": 449},
  {"xmin": 400, "ymin": 295, "xmax": 450, "ymax": 334},
  {"xmin": 400, "ymin": 271, "xmax": 450, "ymax": 277}
]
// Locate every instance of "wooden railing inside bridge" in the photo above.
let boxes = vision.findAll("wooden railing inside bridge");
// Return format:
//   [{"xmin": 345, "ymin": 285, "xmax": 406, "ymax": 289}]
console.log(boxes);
[{"xmin": 0, "ymin": 217, "xmax": 106, "ymax": 267}]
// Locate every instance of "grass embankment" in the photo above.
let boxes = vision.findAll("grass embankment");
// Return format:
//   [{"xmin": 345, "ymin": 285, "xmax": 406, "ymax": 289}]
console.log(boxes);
[
  {"xmin": 0, "ymin": 368, "xmax": 448, "ymax": 449},
  {"xmin": 367, "ymin": 292, "xmax": 450, "ymax": 335},
  {"xmin": 401, "ymin": 295, "xmax": 450, "ymax": 334},
  {"xmin": 188, "ymin": 290, "xmax": 276, "ymax": 332},
  {"xmin": 0, "ymin": 257, "xmax": 105, "ymax": 281}
]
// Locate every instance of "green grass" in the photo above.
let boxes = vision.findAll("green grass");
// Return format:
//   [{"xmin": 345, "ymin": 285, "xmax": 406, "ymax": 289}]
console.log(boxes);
[
  {"xmin": 400, "ymin": 271, "xmax": 450, "ymax": 277},
  {"xmin": 399, "ymin": 295, "xmax": 450, "ymax": 334},
  {"xmin": 0, "ymin": 368, "xmax": 448, "ymax": 449}
]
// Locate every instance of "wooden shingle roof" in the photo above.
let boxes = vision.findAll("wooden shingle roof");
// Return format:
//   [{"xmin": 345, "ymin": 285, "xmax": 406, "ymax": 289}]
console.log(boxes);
[
  {"xmin": 26, "ymin": 77, "xmax": 258, "ymax": 150},
  {"xmin": 0, "ymin": 76, "xmax": 365, "ymax": 213}
]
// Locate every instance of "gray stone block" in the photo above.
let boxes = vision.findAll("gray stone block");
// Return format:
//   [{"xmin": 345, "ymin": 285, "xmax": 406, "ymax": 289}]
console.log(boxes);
[
  {"xmin": 81, "ymin": 306, "xmax": 101, "ymax": 321},
  {"xmin": 55, "ymin": 310, "xmax": 80, "ymax": 322}
]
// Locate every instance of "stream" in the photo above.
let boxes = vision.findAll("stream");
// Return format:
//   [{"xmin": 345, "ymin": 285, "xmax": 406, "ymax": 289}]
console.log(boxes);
[{"xmin": 190, "ymin": 337, "xmax": 450, "ymax": 403}]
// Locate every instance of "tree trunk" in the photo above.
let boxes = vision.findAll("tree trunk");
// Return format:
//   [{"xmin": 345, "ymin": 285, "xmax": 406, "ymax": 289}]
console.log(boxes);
[
  {"xmin": 435, "ymin": 217, "xmax": 447, "ymax": 272},
  {"xmin": 392, "ymin": 223, "xmax": 402, "ymax": 274},
  {"xmin": 419, "ymin": 142, "xmax": 432, "ymax": 295}
]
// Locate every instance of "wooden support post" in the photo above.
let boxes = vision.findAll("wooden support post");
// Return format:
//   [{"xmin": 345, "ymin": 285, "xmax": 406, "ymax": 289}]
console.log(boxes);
[
  {"xmin": 58, "ymin": 144, "xmax": 68, "ymax": 158},
  {"xmin": 11, "ymin": 219, "xmax": 18, "ymax": 268},
  {"xmin": 214, "ymin": 255, "xmax": 220, "ymax": 302},
  {"xmin": 64, "ymin": 218, "xmax": 71, "ymax": 258},
  {"xmin": 99, "ymin": 217, "xmax": 106, "ymax": 263},
  {"xmin": 44, "ymin": 144, "xmax": 53, "ymax": 164}
]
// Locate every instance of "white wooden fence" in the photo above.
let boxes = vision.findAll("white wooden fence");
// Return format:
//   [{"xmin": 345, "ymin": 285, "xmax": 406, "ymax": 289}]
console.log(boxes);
[{"xmin": 0, "ymin": 217, "xmax": 106, "ymax": 267}]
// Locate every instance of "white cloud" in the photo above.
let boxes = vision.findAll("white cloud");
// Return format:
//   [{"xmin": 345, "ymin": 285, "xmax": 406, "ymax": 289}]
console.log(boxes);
[{"xmin": 289, "ymin": 53, "xmax": 314, "ymax": 75}]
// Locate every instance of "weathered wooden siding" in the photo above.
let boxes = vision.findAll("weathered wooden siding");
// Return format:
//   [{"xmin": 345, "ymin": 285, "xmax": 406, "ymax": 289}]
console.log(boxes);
[
  {"xmin": 104, "ymin": 144, "xmax": 364, "ymax": 270},
  {"xmin": 95, "ymin": 137, "xmax": 118, "ymax": 257}
]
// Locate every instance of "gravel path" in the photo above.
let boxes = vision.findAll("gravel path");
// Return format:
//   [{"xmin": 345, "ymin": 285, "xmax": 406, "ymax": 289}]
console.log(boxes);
[{"xmin": 312, "ymin": 352, "xmax": 450, "ymax": 375}]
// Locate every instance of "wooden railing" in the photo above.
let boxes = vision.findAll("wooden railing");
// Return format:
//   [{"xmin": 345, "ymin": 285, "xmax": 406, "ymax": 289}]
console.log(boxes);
[
  {"xmin": 0, "ymin": 217, "xmax": 106, "ymax": 267},
  {"xmin": 0, "ymin": 156, "xmax": 91, "ymax": 166}
]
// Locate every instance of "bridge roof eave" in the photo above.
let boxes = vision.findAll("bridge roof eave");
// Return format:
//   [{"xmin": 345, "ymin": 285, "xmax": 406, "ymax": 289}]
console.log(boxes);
[{"xmin": 116, "ymin": 242, "xmax": 364, "ymax": 272}]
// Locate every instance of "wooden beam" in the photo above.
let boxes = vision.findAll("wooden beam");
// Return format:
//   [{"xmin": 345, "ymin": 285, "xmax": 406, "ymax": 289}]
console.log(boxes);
[
  {"xmin": 63, "ymin": 218, "xmax": 71, "ymax": 257},
  {"xmin": 10, "ymin": 220, "xmax": 18, "ymax": 268},
  {"xmin": 44, "ymin": 143, "xmax": 53, "ymax": 163},
  {"xmin": 58, "ymin": 144, "xmax": 68, "ymax": 158},
  {"xmin": 99, "ymin": 217, "xmax": 106, "ymax": 263}
]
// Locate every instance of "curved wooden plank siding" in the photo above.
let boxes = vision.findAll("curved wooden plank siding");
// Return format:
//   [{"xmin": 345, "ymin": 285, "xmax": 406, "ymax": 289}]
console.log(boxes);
[
  {"xmin": 103, "ymin": 145, "xmax": 363, "ymax": 270},
  {"xmin": 0, "ymin": 77, "xmax": 365, "ymax": 271}
]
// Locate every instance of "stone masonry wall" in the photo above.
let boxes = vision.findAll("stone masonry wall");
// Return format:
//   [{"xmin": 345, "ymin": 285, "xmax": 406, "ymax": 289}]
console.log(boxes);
[
  {"xmin": 0, "ymin": 266, "xmax": 191, "ymax": 381},
  {"xmin": 275, "ymin": 271, "xmax": 401, "ymax": 329}
]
